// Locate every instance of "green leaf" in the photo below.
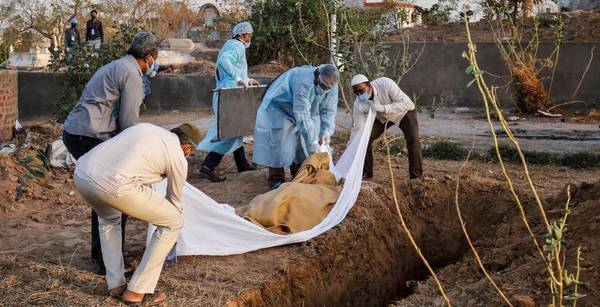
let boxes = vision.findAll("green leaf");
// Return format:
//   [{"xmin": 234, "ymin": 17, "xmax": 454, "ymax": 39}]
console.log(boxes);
[
  {"xmin": 465, "ymin": 65, "xmax": 473, "ymax": 74},
  {"xmin": 467, "ymin": 79, "xmax": 476, "ymax": 88}
]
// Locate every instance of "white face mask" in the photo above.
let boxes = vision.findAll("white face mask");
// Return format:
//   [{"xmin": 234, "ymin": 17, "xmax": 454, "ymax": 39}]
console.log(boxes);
[
  {"xmin": 244, "ymin": 41, "xmax": 251, "ymax": 49},
  {"xmin": 145, "ymin": 57, "xmax": 156, "ymax": 76}
]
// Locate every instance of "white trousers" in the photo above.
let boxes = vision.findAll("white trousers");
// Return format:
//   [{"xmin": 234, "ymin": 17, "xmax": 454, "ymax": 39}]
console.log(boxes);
[{"xmin": 74, "ymin": 175, "xmax": 183, "ymax": 293}]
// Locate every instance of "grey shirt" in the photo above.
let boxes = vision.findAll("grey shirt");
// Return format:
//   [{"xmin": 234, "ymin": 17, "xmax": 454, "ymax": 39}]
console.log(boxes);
[{"xmin": 63, "ymin": 55, "xmax": 145, "ymax": 140}]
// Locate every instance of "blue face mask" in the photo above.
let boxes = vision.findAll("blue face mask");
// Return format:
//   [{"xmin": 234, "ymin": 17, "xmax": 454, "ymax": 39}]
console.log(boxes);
[
  {"xmin": 244, "ymin": 41, "xmax": 251, "ymax": 49},
  {"xmin": 148, "ymin": 60, "xmax": 159, "ymax": 78},
  {"xmin": 146, "ymin": 57, "xmax": 157, "ymax": 77},
  {"xmin": 357, "ymin": 92, "xmax": 370, "ymax": 102},
  {"xmin": 315, "ymin": 85, "xmax": 324, "ymax": 96}
]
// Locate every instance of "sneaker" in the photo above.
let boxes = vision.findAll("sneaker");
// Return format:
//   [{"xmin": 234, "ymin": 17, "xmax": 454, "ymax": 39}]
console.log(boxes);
[{"xmin": 199, "ymin": 166, "xmax": 226, "ymax": 182}]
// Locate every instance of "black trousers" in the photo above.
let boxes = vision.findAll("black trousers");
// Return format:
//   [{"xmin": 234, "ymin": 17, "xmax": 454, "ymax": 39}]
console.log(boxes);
[
  {"xmin": 202, "ymin": 146, "xmax": 250, "ymax": 172},
  {"xmin": 364, "ymin": 110, "xmax": 423, "ymax": 179},
  {"xmin": 267, "ymin": 163, "xmax": 301, "ymax": 187},
  {"xmin": 63, "ymin": 131, "xmax": 128, "ymax": 265}
]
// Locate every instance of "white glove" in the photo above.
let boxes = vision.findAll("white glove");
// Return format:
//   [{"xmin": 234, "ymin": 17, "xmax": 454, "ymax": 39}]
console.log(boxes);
[
  {"xmin": 372, "ymin": 103, "xmax": 386, "ymax": 113},
  {"xmin": 309, "ymin": 142, "xmax": 320, "ymax": 154},
  {"xmin": 248, "ymin": 78, "xmax": 260, "ymax": 86},
  {"xmin": 320, "ymin": 133, "xmax": 331, "ymax": 146}
]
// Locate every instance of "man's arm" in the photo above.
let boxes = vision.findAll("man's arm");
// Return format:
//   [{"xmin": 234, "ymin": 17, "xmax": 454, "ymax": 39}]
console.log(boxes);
[
  {"xmin": 85, "ymin": 20, "xmax": 90, "ymax": 42},
  {"xmin": 351, "ymin": 98, "xmax": 368, "ymax": 137},
  {"xmin": 99, "ymin": 21, "xmax": 104, "ymax": 43},
  {"xmin": 379, "ymin": 78, "xmax": 415, "ymax": 114},
  {"xmin": 166, "ymin": 153, "xmax": 188, "ymax": 211},
  {"xmin": 292, "ymin": 82, "xmax": 318, "ymax": 146},
  {"xmin": 118, "ymin": 73, "xmax": 145, "ymax": 130},
  {"xmin": 319, "ymin": 86, "xmax": 338, "ymax": 137},
  {"xmin": 217, "ymin": 42, "xmax": 245, "ymax": 85}
]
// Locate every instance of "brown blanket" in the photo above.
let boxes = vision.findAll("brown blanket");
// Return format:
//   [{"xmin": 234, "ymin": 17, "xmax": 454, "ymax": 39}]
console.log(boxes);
[{"xmin": 236, "ymin": 153, "xmax": 342, "ymax": 234}]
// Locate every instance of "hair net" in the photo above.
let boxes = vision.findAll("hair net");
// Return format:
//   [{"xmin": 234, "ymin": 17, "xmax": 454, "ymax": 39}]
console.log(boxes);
[
  {"xmin": 70, "ymin": 17, "xmax": 78, "ymax": 24},
  {"xmin": 232, "ymin": 22, "xmax": 253, "ymax": 36},
  {"xmin": 127, "ymin": 32, "xmax": 159, "ymax": 59},
  {"xmin": 318, "ymin": 64, "xmax": 340, "ymax": 88}
]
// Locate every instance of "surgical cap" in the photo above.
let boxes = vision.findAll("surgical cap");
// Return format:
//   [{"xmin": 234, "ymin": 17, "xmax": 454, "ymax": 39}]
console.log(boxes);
[
  {"xmin": 318, "ymin": 64, "xmax": 340, "ymax": 88},
  {"xmin": 232, "ymin": 21, "xmax": 253, "ymax": 36}
]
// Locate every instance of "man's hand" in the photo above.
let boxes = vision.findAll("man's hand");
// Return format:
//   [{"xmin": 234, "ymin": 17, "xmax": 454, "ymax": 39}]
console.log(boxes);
[
  {"xmin": 371, "ymin": 103, "xmax": 386, "ymax": 113},
  {"xmin": 237, "ymin": 80, "xmax": 248, "ymax": 87},
  {"xmin": 310, "ymin": 142, "xmax": 320, "ymax": 154},
  {"xmin": 248, "ymin": 79, "xmax": 260, "ymax": 86},
  {"xmin": 319, "ymin": 133, "xmax": 331, "ymax": 146}
]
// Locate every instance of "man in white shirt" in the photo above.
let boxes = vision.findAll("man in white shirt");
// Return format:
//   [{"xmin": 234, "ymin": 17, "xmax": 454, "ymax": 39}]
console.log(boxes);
[
  {"xmin": 351, "ymin": 74, "xmax": 423, "ymax": 179},
  {"xmin": 74, "ymin": 123, "xmax": 201, "ymax": 304}
]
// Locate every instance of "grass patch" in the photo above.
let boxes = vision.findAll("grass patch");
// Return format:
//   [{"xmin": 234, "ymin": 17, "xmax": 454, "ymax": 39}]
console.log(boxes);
[
  {"xmin": 486, "ymin": 144, "xmax": 600, "ymax": 169},
  {"xmin": 423, "ymin": 141, "xmax": 469, "ymax": 160}
]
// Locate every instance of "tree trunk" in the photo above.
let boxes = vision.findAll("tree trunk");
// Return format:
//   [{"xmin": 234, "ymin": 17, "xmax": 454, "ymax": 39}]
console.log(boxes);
[
  {"xmin": 523, "ymin": 0, "xmax": 533, "ymax": 18},
  {"xmin": 512, "ymin": 0, "xmax": 519, "ymax": 20}
]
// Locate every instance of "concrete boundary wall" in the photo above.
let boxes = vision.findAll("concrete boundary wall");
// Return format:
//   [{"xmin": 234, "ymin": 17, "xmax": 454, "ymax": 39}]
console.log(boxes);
[
  {"xmin": 15, "ymin": 42, "xmax": 600, "ymax": 120},
  {"xmin": 356, "ymin": 42, "xmax": 600, "ymax": 110}
]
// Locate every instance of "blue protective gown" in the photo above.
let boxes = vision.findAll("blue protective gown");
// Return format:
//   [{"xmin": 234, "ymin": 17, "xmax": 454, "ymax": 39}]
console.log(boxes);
[
  {"xmin": 253, "ymin": 66, "xmax": 338, "ymax": 168},
  {"xmin": 197, "ymin": 39, "xmax": 249, "ymax": 154}
]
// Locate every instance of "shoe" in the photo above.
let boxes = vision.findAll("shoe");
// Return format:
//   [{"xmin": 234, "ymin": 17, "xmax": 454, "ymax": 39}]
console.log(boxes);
[
  {"xmin": 238, "ymin": 162, "xmax": 257, "ymax": 173},
  {"xmin": 270, "ymin": 181, "xmax": 283, "ymax": 190},
  {"xmin": 199, "ymin": 166, "xmax": 226, "ymax": 182}
]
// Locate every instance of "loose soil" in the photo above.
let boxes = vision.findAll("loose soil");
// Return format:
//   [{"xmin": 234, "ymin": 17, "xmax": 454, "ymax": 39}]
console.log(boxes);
[
  {"xmin": 387, "ymin": 11, "xmax": 600, "ymax": 42},
  {"xmin": 159, "ymin": 60, "xmax": 287, "ymax": 76},
  {"xmin": 0, "ymin": 123, "xmax": 598, "ymax": 306}
]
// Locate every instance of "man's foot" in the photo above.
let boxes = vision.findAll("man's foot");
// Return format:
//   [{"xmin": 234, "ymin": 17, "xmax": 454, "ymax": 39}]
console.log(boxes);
[
  {"xmin": 270, "ymin": 181, "xmax": 283, "ymax": 190},
  {"xmin": 123, "ymin": 290, "xmax": 167, "ymax": 305},
  {"xmin": 199, "ymin": 166, "xmax": 226, "ymax": 182},
  {"xmin": 238, "ymin": 162, "xmax": 257, "ymax": 173},
  {"xmin": 109, "ymin": 284, "xmax": 127, "ymax": 298}
]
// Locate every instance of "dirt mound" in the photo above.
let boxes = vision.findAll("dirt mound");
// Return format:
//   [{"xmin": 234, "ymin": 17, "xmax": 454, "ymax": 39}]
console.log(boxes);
[
  {"xmin": 394, "ymin": 180, "xmax": 600, "ymax": 307},
  {"xmin": 0, "ymin": 121, "xmax": 71, "ymax": 217},
  {"xmin": 388, "ymin": 11, "xmax": 600, "ymax": 42},
  {"xmin": 159, "ymin": 60, "xmax": 216, "ymax": 75}
]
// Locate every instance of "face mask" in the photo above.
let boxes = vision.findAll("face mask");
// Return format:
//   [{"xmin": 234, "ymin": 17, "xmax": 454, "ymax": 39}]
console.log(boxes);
[
  {"xmin": 145, "ymin": 57, "xmax": 156, "ymax": 76},
  {"xmin": 148, "ymin": 60, "xmax": 159, "ymax": 78},
  {"xmin": 315, "ymin": 85, "xmax": 324, "ymax": 96},
  {"xmin": 357, "ymin": 92, "xmax": 370, "ymax": 102},
  {"xmin": 244, "ymin": 41, "xmax": 251, "ymax": 49}
]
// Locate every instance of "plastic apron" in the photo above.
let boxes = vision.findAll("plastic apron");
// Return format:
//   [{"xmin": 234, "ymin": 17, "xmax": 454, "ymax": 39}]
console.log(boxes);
[
  {"xmin": 253, "ymin": 66, "xmax": 338, "ymax": 168},
  {"xmin": 197, "ymin": 39, "xmax": 249, "ymax": 154}
]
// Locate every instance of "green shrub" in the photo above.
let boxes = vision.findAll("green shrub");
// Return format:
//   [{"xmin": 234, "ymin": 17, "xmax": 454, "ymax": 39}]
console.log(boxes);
[
  {"xmin": 48, "ymin": 24, "xmax": 142, "ymax": 118},
  {"xmin": 558, "ymin": 152, "xmax": 600, "ymax": 169},
  {"xmin": 423, "ymin": 140, "xmax": 468, "ymax": 160}
]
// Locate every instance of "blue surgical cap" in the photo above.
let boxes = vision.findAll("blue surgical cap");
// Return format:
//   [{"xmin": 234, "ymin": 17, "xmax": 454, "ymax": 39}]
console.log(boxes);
[
  {"xmin": 318, "ymin": 64, "xmax": 340, "ymax": 88},
  {"xmin": 232, "ymin": 21, "xmax": 253, "ymax": 36}
]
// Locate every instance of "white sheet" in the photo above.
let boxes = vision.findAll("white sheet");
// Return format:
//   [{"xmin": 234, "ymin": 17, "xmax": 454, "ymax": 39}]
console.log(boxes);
[{"xmin": 150, "ymin": 109, "xmax": 375, "ymax": 256}]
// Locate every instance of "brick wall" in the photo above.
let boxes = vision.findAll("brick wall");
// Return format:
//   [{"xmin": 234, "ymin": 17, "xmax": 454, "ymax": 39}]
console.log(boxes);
[{"xmin": 0, "ymin": 70, "xmax": 18, "ymax": 143}]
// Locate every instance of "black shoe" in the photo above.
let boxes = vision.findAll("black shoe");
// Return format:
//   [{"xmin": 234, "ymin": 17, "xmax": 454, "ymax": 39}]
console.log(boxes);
[
  {"xmin": 199, "ymin": 166, "xmax": 226, "ymax": 182},
  {"xmin": 97, "ymin": 263, "xmax": 106, "ymax": 276},
  {"xmin": 270, "ymin": 181, "xmax": 283, "ymax": 190},
  {"xmin": 238, "ymin": 162, "xmax": 257, "ymax": 173}
]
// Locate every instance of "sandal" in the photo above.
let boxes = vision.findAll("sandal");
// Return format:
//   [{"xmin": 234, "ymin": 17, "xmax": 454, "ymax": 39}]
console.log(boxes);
[
  {"xmin": 123, "ymin": 291, "xmax": 167, "ymax": 306},
  {"xmin": 108, "ymin": 285, "xmax": 127, "ymax": 298}
]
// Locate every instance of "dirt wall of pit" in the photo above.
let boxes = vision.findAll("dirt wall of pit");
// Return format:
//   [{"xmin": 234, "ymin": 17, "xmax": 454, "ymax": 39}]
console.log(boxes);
[{"xmin": 226, "ymin": 178, "xmax": 515, "ymax": 307}]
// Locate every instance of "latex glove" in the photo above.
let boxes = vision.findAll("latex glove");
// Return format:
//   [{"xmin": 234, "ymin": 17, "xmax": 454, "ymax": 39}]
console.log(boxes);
[
  {"xmin": 309, "ymin": 142, "xmax": 320, "ymax": 154},
  {"xmin": 319, "ymin": 133, "xmax": 331, "ymax": 146},
  {"xmin": 371, "ymin": 103, "xmax": 386, "ymax": 113},
  {"xmin": 237, "ymin": 79, "xmax": 248, "ymax": 87},
  {"xmin": 248, "ymin": 78, "xmax": 260, "ymax": 86}
]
